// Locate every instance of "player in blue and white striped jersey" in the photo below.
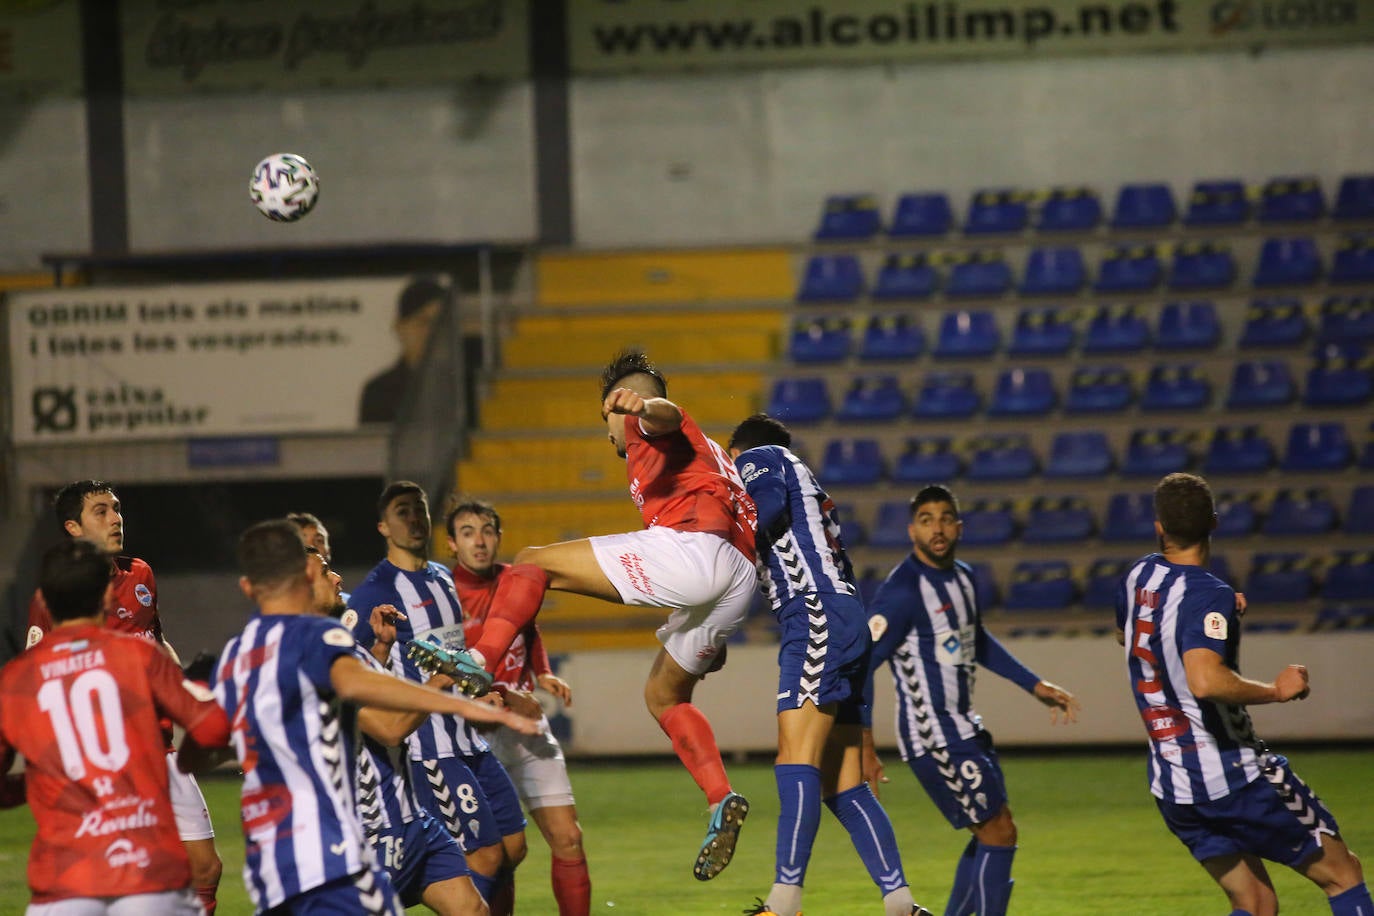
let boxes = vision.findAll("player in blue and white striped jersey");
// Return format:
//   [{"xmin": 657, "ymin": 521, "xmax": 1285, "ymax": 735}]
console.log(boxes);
[
  {"xmin": 1116, "ymin": 473, "xmax": 1370, "ymax": 916},
  {"xmin": 729, "ymin": 415, "xmax": 932, "ymax": 916},
  {"xmin": 864, "ymin": 485, "xmax": 1079, "ymax": 916}
]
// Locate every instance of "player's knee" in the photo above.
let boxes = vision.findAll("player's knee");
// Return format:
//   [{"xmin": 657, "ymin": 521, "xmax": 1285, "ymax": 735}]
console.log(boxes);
[
  {"xmin": 467, "ymin": 841, "xmax": 504, "ymax": 876},
  {"xmin": 504, "ymin": 833, "xmax": 529, "ymax": 868},
  {"xmin": 547, "ymin": 822, "xmax": 584, "ymax": 859},
  {"xmin": 975, "ymin": 807, "xmax": 1018, "ymax": 847}
]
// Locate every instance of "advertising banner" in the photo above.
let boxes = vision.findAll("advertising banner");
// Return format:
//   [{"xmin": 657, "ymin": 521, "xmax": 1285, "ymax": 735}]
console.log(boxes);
[
  {"xmin": 0, "ymin": 0, "xmax": 82, "ymax": 97},
  {"xmin": 7, "ymin": 275, "xmax": 448, "ymax": 443},
  {"xmin": 569, "ymin": 0, "xmax": 1374, "ymax": 72}
]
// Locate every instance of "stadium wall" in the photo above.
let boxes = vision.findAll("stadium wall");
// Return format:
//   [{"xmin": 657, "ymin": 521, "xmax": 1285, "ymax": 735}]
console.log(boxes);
[{"xmin": 0, "ymin": 97, "xmax": 90, "ymax": 271}]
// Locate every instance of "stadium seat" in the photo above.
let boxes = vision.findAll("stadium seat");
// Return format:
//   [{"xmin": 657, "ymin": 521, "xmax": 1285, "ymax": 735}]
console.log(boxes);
[
  {"xmin": 890, "ymin": 192, "xmax": 954, "ymax": 237},
  {"xmin": 1208, "ymin": 555, "xmax": 1236, "ymax": 588},
  {"xmin": 834, "ymin": 502, "xmax": 866, "ymax": 548},
  {"xmin": 1009, "ymin": 307, "xmax": 1076, "ymax": 356},
  {"xmin": 1282, "ymin": 422, "xmax": 1353, "ymax": 471},
  {"xmin": 964, "ymin": 189, "xmax": 1028, "ymax": 234},
  {"xmin": 961, "ymin": 500, "xmax": 1017, "ymax": 546},
  {"xmin": 855, "ymin": 567, "xmax": 885, "ymax": 607},
  {"xmin": 788, "ymin": 317, "xmax": 851, "ymax": 363},
  {"xmin": 1084, "ymin": 558, "xmax": 1129, "ymax": 608},
  {"xmin": 1157, "ymin": 300, "xmax": 1221, "ymax": 350},
  {"xmin": 945, "ymin": 252, "xmax": 1012, "ymax": 298},
  {"xmin": 818, "ymin": 438, "xmax": 885, "ymax": 486},
  {"xmin": 1045, "ymin": 431, "xmax": 1114, "ymax": 478},
  {"xmin": 1334, "ymin": 174, "xmax": 1374, "ymax": 221},
  {"xmin": 1253, "ymin": 237, "xmax": 1322, "ymax": 287},
  {"xmin": 1246, "ymin": 553, "xmax": 1315, "ymax": 603},
  {"xmin": 1122, "ymin": 428, "xmax": 1192, "ymax": 476},
  {"xmin": 1023, "ymin": 496, "xmax": 1095, "ymax": 543},
  {"xmin": 870, "ymin": 501, "xmax": 914, "ymax": 549},
  {"xmin": 1083, "ymin": 304, "xmax": 1150, "ymax": 354},
  {"xmin": 1313, "ymin": 605, "xmax": 1374, "ymax": 631},
  {"xmin": 1020, "ymin": 247, "xmax": 1086, "ymax": 296},
  {"xmin": 1304, "ymin": 344, "xmax": 1373, "ymax": 407},
  {"xmin": 1323, "ymin": 552, "xmax": 1374, "ymax": 602},
  {"xmin": 1102, "ymin": 493, "xmax": 1157, "ymax": 541},
  {"xmin": 1346, "ymin": 486, "xmax": 1374, "ymax": 535},
  {"xmin": 1005, "ymin": 561, "xmax": 1077, "ymax": 610},
  {"xmin": 1214, "ymin": 491, "xmax": 1259, "ymax": 537},
  {"xmin": 1111, "ymin": 182, "xmax": 1177, "ymax": 229},
  {"xmin": 1203, "ymin": 425, "xmax": 1275, "ymax": 475},
  {"xmin": 836, "ymin": 374, "xmax": 906, "ymax": 422},
  {"xmin": 797, "ymin": 254, "xmax": 864, "ymax": 302},
  {"xmin": 934, "ymin": 309, "xmax": 1000, "ymax": 357},
  {"xmin": 1263, "ymin": 488, "xmax": 1337, "ymax": 536},
  {"xmin": 1227, "ymin": 360, "xmax": 1296, "ymax": 409},
  {"xmin": 1317, "ymin": 295, "xmax": 1374, "ymax": 345},
  {"xmin": 913, "ymin": 371, "xmax": 981, "ymax": 419},
  {"xmin": 965, "ymin": 435, "xmax": 1037, "ymax": 481},
  {"xmin": 1095, "ymin": 245, "xmax": 1162, "ymax": 293},
  {"xmin": 1037, "ymin": 187, "xmax": 1102, "ymax": 232},
  {"xmin": 1331, "ymin": 235, "xmax": 1374, "ymax": 284},
  {"xmin": 892, "ymin": 437, "xmax": 961, "ymax": 483},
  {"xmin": 1141, "ymin": 364, "xmax": 1210, "ymax": 411},
  {"xmin": 814, "ymin": 194, "xmax": 882, "ymax": 241},
  {"xmin": 1259, "ymin": 176, "xmax": 1326, "ymax": 223},
  {"xmin": 1184, "ymin": 179, "xmax": 1250, "ymax": 225},
  {"xmin": 872, "ymin": 252, "xmax": 939, "ymax": 300},
  {"xmin": 1361, "ymin": 422, "xmax": 1374, "ymax": 469},
  {"xmin": 988, "ymin": 367, "xmax": 1057, "ymax": 417},
  {"xmin": 858, "ymin": 313, "xmax": 925, "ymax": 361},
  {"xmin": 767, "ymin": 377, "xmax": 831, "ymax": 423},
  {"xmin": 967, "ymin": 562, "xmax": 1000, "ymax": 610},
  {"xmin": 1065, "ymin": 366, "xmax": 1133, "ymax": 413},
  {"xmin": 1240, "ymin": 298, "xmax": 1309, "ymax": 348},
  {"xmin": 1169, "ymin": 243, "xmax": 1236, "ymax": 290}
]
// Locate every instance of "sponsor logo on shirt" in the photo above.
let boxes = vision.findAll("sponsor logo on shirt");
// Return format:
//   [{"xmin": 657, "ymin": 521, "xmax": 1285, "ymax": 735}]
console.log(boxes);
[
  {"xmin": 696, "ymin": 645, "xmax": 717, "ymax": 660},
  {"xmin": 75, "ymin": 798, "xmax": 161, "ymax": 838},
  {"xmin": 242, "ymin": 784, "xmax": 293, "ymax": 832},
  {"xmin": 114, "ymin": 605, "xmax": 134, "ymax": 620},
  {"xmin": 629, "ymin": 476, "xmax": 645, "ymax": 509},
  {"xmin": 104, "ymin": 837, "xmax": 151, "ymax": 869},
  {"xmin": 1141, "ymin": 705, "xmax": 1190, "ymax": 742},
  {"xmin": 134, "ymin": 584, "xmax": 153, "ymax": 607},
  {"xmin": 741, "ymin": 462, "xmax": 768, "ymax": 484}
]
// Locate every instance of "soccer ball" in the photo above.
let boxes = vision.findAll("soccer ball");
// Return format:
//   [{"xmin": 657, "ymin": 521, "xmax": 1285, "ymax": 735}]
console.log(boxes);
[{"xmin": 249, "ymin": 153, "xmax": 320, "ymax": 222}]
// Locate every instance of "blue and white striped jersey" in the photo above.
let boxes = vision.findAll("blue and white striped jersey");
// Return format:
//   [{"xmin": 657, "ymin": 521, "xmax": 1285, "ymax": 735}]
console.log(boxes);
[
  {"xmin": 349, "ymin": 560, "xmax": 488, "ymax": 760},
  {"xmin": 352, "ymin": 646, "xmax": 419, "ymax": 835},
  {"xmin": 868, "ymin": 557, "xmax": 1040, "ymax": 760},
  {"xmin": 1116, "ymin": 553, "xmax": 1263, "ymax": 804},
  {"xmin": 734, "ymin": 445, "xmax": 856, "ymax": 608},
  {"xmin": 211, "ymin": 613, "xmax": 371, "ymax": 911}
]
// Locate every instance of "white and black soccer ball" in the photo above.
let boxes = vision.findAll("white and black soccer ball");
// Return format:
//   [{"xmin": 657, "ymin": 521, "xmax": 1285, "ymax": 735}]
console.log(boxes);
[{"xmin": 249, "ymin": 152, "xmax": 320, "ymax": 222}]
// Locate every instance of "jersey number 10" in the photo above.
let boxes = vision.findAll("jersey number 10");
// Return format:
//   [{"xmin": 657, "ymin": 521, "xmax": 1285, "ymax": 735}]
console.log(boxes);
[{"xmin": 37, "ymin": 671, "xmax": 132, "ymax": 780}]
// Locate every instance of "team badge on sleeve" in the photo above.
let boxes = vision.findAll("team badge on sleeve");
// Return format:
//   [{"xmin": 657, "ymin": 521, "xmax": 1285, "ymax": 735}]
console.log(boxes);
[
  {"xmin": 1204, "ymin": 611, "xmax": 1228, "ymax": 640},
  {"xmin": 134, "ymin": 584, "xmax": 153, "ymax": 606},
  {"xmin": 868, "ymin": 615, "xmax": 888, "ymax": 642},
  {"xmin": 323, "ymin": 627, "xmax": 356, "ymax": 648},
  {"xmin": 339, "ymin": 609, "xmax": 359, "ymax": 631},
  {"xmin": 25, "ymin": 625, "xmax": 43, "ymax": 649}
]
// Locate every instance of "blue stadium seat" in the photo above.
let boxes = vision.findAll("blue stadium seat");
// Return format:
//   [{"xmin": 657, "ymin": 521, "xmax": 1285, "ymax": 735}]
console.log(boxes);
[
  {"xmin": 1020, "ymin": 246, "xmax": 1086, "ymax": 296},
  {"xmin": 934, "ymin": 309, "xmax": 1000, "ymax": 357},
  {"xmin": 1122, "ymin": 428, "xmax": 1192, "ymax": 476},
  {"xmin": 1214, "ymin": 492, "xmax": 1259, "ymax": 537},
  {"xmin": 890, "ymin": 192, "xmax": 954, "ymax": 237},
  {"xmin": 1005, "ymin": 561, "xmax": 1077, "ymax": 610},
  {"xmin": 797, "ymin": 254, "xmax": 864, "ymax": 302},
  {"xmin": 1157, "ymin": 301, "xmax": 1221, "ymax": 351},
  {"xmin": 1045, "ymin": 431, "xmax": 1114, "ymax": 478},
  {"xmin": 1083, "ymin": 304, "xmax": 1150, "ymax": 354},
  {"xmin": 1184, "ymin": 180, "xmax": 1249, "ymax": 225},
  {"xmin": 892, "ymin": 437, "xmax": 961, "ymax": 483},
  {"xmin": 1112, "ymin": 183, "xmax": 1176, "ymax": 229},
  {"xmin": 945, "ymin": 253, "xmax": 1012, "ymax": 298},
  {"xmin": 1347, "ymin": 486, "xmax": 1374, "ymax": 535},
  {"xmin": 1240, "ymin": 298, "xmax": 1309, "ymax": 348},
  {"xmin": 858, "ymin": 313, "xmax": 925, "ymax": 361},
  {"xmin": 1009, "ymin": 307, "xmax": 1076, "ymax": 356},
  {"xmin": 1084, "ymin": 558, "xmax": 1130, "ymax": 608},
  {"xmin": 1334, "ymin": 175, "xmax": 1374, "ymax": 221},
  {"xmin": 1208, "ymin": 555, "xmax": 1236, "ymax": 588},
  {"xmin": 814, "ymin": 194, "xmax": 882, "ymax": 241},
  {"xmin": 818, "ymin": 438, "xmax": 885, "ymax": 487},
  {"xmin": 966, "ymin": 435, "xmax": 1037, "ymax": 481},
  {"xmin": 967, "ymin": 562, "xmax": 1000, "ymax": 610},
  {"xmin": 1169, "ymin": 243, "xmax": 1236, "ymax": 290},
  {"xmin": 1023, "ymin": 496, "xmax": 1095, "ymax": 543},
  {"xmin": 1362, "ymin": 422, "xmax": 1374, "ymax": 469},
  {"xmin": 872, "ymin": 253, "xmax": 939, "ymax": 300},
  {"xmin": 1317, "ymin": 295, "xmax": 1374, "ymax": 345},
  {"xmin": 1141, "ymin": 364, "xmax": 1210, "ymax": 411},
  {"xmin": 870, "ymin": 501, "xmax": 914, "ymax": 549},
  {"xmin": 913, "ymin": 371, "xmax": 980, "ymax": 419},
  {"xmin": 964, "ymin": 189, "xmax": 1028, "ymax": 234},
  {"xmin": 1203, "ymin": 426, "xmax": 1275, "ymax": 475},
  {"xmin": 837, "ymin": 374, "xmax": 906, "ymax": 422},
  {"xmin": 1227, "ymin": 359, "xmax": 1296, "ymax": 409},
  {"xmin": 1253, "ymin": 236, "xmax": 1322, "ymax": 287},
  {"xmin": 988, "ymin": 367, "xmax": 1057, "ymax": 417},
  {"xmin": 1304, "ymin": 344, "xmax": 1373, "ymax": 407},
  {"xmin": 767, "ymin": 377, "xmax": 831, "ymax": 424},
  {"xmin": 1095, "ymin": 245, "xmax": 1162, "ymax": 293},
  {"xmin": 1037, "ymin": 187, "xmax": 1102, "ymax": 232},
  {"xmin": 1314, "ymin": 606, "xmax": 1374, "ymax": 631},
  {"xmin": 834, "ymin": 503, "xmax": 866, "ymax": 548},
  {"xmin": 1263, "ymin": 488, "xmax": 1337, "ymax": 536},
  {"xmin": 1282, "ymin": 422, "xmax": 1353, "ymax": 471},
  {"xmin": 961, "ymin": 500, "xmax": 1017, "ymax": 546},
  {"xmin": 1103, "ymin": 493, "xmax": 1157, "ymax": 541},
  {"xmin": 1259, "ymin": 177, "xmax": 1325, "ymax": 223},
  {"xmin": 1331, "ymin": 235, "xmax": 1374, "ymax": 284},
  {"xmin": 1065, "ymin": 366, "xmax": 1133, "ymax": 413},
  {"xmin": 855, "ymin": 567, "xmax": 885, "ymax": 607},
  {"xmin": 1247, "ymin": 553, "xmax": 1315, "ymax": 603},
  {"xmin": 788, "ymin": 317, "xmax": 852, "ymax": 363},
  {"xmin": 1323, "ymin": 552, "xmax": 1374, "ymax": 602}
]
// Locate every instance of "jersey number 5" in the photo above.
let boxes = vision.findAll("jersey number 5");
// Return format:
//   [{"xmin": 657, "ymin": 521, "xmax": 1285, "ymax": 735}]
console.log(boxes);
[{"xmin": 36, "ymin": 671, "xmax": 131, "ymax": 780}]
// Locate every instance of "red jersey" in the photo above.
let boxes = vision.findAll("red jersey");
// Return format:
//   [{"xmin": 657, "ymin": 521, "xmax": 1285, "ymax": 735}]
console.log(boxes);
[
  {"xmin": 0, "ymin": 625, "xmax": 227, "ymax": 902},
  {"xmin": 624, "ymin": 409, "xmax": 756, "ymax": 562},
  {"xmin": 453, "ymin": 562, "xmax": 551, "ymax": 691},
  {"xmin": 27, "ymin": 556, "xmax": 162, "ymax": 650}
]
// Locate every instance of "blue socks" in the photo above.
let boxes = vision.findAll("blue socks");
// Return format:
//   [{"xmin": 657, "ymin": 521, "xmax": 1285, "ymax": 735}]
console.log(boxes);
[
  {"xmin": 944, "ymin": 837, "xmax": 978, "ymax": 916},
  {"xmin": 825, "ymin": 783, "xmax": 908, "ymax": 895},
  {"xmin": 973, "ymin": 844, "xmax": 1016, "ymax": 916},
  {"xmin": 774, "ymin": 764, "xmax": 822, "ymax": 887},
  {"xmin": 1330, "ymin": 884, "xmax": 1374, "ymax": 916}
]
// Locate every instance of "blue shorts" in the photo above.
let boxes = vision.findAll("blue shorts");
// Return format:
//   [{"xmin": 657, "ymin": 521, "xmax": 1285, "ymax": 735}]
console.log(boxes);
[
  {"xmin": 907, "ymin": 730, "xmax": 1008, "ymax": 830},
  {"xmin": 1156, "ymin": 754, "xmax": 1340, "ymax": 867},
  {"xmin": 373, "ymin": 811, "xmax": 469, "ymax": 908},
  {"xmin": 411, "ymin": 756, "xmax": 501, "ymax": 854},
  {"xmin": 262, "ymin": 867, "xmax": 402, "ymax": 915},
  {"xmin": 464, "ymin": 749, "xmax": 527, "ymax": 837},
  {"xmin": 776, "ymin": 592, "xmax": 870, "ymax": 725}
]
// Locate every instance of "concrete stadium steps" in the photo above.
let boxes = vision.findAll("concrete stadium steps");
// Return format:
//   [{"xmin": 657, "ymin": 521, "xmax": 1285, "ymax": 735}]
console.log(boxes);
[
  {"xmin": 484, "ymin": 497, "xmax": 643, "ymax": 545},
  {"xmin": 502, "ymin": 310, "xmax": 783, "ymax": 370},
  {"xmin": 480, "ymin": 370, "xmax": 764, "ymax": 431},
  {"xmin": 535, "ymin": 626, "xmax": 661, "ymax": 653}
]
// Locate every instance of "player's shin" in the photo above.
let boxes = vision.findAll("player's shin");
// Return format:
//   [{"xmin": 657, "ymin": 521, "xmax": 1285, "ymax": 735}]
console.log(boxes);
[
  {"xmin": 824, "ymin": 783, "xmax": 915, "ymax": 914},
  {"xmin": 972, "ymin": 843, "xmax": 1016, "ymax": 916},
  {"xmin": 768, "ymin": 764, "xmax": 822, "ymax": 914},
  {"xmin": 471, "ymin": 565, "xmax": 549, "ymax": 670},
  {"xmin": 551, "ymin": 855, "xmax": 592, "ymax": 916},
  {"xmin": 1328, "ymin": 883, "xmax": 1374, "ymax": 915},
  {"xmin": 944, "ymin": 837, "xmax": 978, "ymax": 916},
  {"xmin": 658, "ymin": 703, "xmax": 731, "ymax": 805}
]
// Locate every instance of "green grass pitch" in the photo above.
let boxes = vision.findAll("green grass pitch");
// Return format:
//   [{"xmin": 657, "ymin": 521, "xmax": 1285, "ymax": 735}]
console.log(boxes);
[{"xmin": 0, "ymin": 749, "xmax": 1367, "ymax": 914}]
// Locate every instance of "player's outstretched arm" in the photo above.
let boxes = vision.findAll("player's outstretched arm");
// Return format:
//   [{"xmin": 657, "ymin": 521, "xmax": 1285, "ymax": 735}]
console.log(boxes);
[
  {"xmin": 358, "ymin": 673, "xmax": 457, "ymax": 746},
  {"xmin": 330, "ymin": 656, "xmax": 542, "ymax": 734},
  {"xmin": 1184, "ymin": 648, "xmax": 1309, "ymax": 705},
  {"xmin": 1032, "ymin": 680, "xmax": 1081, "ymax": 724},
  {"xmin": 603, "ymin": 388, "xmax": 683, "ymax": 435}
]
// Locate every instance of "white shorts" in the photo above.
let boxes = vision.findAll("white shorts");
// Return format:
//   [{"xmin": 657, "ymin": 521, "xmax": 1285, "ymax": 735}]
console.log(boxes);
[
  {"xmin": 488, "ymin": 714, "xmax": 575, "ymax": 810},
  {"xmin": 588, "ymin": 528, "xmax": 756, "ymax": 676},
  {"xmin": 28, "ymin": 889, "xmax": 203, "ymax": 915},
  {"xmin": 165, "ymin": 754, "xmax": 214, "ymax": 841}
]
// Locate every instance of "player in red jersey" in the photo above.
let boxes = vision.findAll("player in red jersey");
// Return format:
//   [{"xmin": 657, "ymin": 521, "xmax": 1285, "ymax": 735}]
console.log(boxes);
[
  {"xmin": 464, "ymin": 351, "xmax": 758, "ymax": 881},
  {"xmin": 0, "ymin": 539, "xmax": 231, "ymax": 915},
  {"xmin": 25, "ymin": 481, "xmax": 224, "ymax": 914}
]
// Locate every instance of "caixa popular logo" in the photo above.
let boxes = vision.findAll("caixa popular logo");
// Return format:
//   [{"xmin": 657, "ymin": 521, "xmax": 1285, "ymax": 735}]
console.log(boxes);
[
  {"xmin": 1210, "ymin": 0, "xmax": 1356, "ymax": 34},
  {"xmin": 31, "ymin": 387, "xmax": 79, "ymax": 433}
]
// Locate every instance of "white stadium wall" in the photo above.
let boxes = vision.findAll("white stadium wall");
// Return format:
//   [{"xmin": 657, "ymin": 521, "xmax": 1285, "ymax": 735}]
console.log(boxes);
[{"xmin": 0, "ymin": 98, "xmax": 90, "ymax": 271}]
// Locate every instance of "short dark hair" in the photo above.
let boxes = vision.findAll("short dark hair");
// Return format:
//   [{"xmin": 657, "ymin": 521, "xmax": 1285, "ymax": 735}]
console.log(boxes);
[
  {"xmin": 237, "ymin": 519, "xmax": 308, "ymax": 589},
  {"xmin": 600, "ymin": 350, "xmax": 668, "ymax": 401},
  {"xmin": 286, "ymin": 511, "xmax": 323, "ymax": 531},
  {"xmin": 444, "ymin": 497, "xmax": 501, "ymax": 539},
  {"xmin": 728, "ymin": 414, "xmax": 792, "ymax": 452},
  {"xmin": 377, "ymin": 481, "xmax": 426, "ymax": 520},
  {"xmin": 53, "ymin": 480, "xmax": 114, "ymax": 531},
  {"xmin": 397, "ymin": 276, "xmax": 449, "ymax": 320},
  {"xmin": 1154, "ymin": 472, "xmax": 1215, "ymax": 548},
  {"xmin": 910, "ymin": 485, "xmax": 960, "ymax": 518},
  {"xmin": 39, "ymin": 539, "xmax": 111, "ymax": 623}
]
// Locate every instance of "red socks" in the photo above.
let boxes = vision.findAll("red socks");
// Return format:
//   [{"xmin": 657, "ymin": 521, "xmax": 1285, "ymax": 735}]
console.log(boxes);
[
  {"xmin": 658, "ymin": 702, "xmax": 731, "ymax": 806},
  {"xmin": 551, "ymin": 855, "xmax": 592, "ymax": 916},
  {"xmin": 472, "ymin": 565, "xmax": 549, "ymax": 671},
  {"xmin": 196, "ymin": 887, "xmax": 217, "ymax": 914}
]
